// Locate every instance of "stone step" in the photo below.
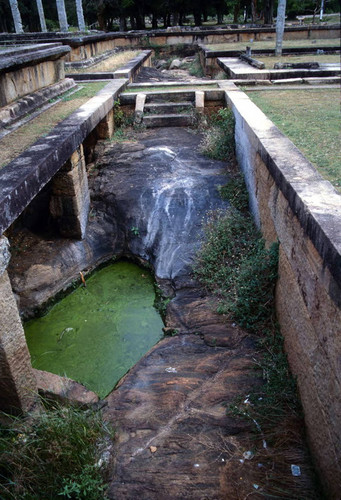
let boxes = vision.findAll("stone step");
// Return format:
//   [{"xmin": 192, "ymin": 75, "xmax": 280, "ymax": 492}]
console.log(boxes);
[
  {"xmin": 144, "ymin": 101, "xmax": 194, "ymax": 114},
  {"xmin": 143, "ymin": 113, "xmax": 194, "ymax": 128},
  {"xmin": 120, "ymin": 90, "xmax": 196, "ymax": 105}
]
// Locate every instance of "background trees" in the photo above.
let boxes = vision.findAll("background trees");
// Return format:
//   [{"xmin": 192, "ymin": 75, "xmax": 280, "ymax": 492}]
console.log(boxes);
[{"xmin": 0, "ymin": 0, "xmax": 338, "ymax": 32}]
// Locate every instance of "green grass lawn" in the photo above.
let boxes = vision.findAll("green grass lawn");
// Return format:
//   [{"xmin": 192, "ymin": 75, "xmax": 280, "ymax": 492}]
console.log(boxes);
[
  {"xmin": 206, "ymin": 38, "xmax": 341, "ymax": 52},
  {"xmin": 0, "ymin": 82, "xmax": 107, "ymax": 168},
  {"xmin": 256, "ymin": 53, "xmax": 340, "ymax": 68},
  {"xmin": 247, "ymin": 88, "xmax": 341, "ymax": 190}
]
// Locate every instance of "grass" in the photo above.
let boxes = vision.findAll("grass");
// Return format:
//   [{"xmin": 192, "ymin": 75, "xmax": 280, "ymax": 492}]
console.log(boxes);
[
  {"xmin": 0, "ymin": 401, "xmax": 113, "ymax": 499},
  {"xmin": 246, "ymin": 88, "xmax": 341, "ymax": 190},
  {"xmin": 69, "ymin": 50, "xmax": 141, "ymax": 73},
  {"xmin": 256, "ymin": 53, "xmax": 340, "ymax": 68},
  {"xmin": 195, "ymin": 109, "xmax": 320, "ymax": 497},
  {"xmin": 199, "ymin": 107, "xmax": 235, "ymax": 161},
  {"xmin": 0, "ymin": 82, "xmax": 107, "ymax": 168},
  {"xmin": 206, "ymin": 38, "xmax": 341, "ymax": 52}
]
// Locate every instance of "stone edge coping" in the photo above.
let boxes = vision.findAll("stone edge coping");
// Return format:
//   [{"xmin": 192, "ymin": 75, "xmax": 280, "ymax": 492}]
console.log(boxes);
[
  {"xmin": 0, "ymin": 44, "xmax": 71, "ymax": 72},
  {"xmin": 219, "ymin": 81, "xmax": 341, "ymax": 291},
  {"xmin": 128, "ymin": 80, "xmax": 218, "ymax": 88},
  {"xmin": 66, "ymin": 50, "xmax": 152, "ymax": 82},
  {"xmin": 199, "ymin": 45, "xmax": 341, "ymax": 58},
  {"xmin": 113, "ymin": 50, "xmax": 152, "ymax": 79},
  {"xmin": 217, "ymin": 57, "xmax": 341, "ymax": 80},
  {"xmin": 0, "ymin": 79, "xmax": 128, "ymax": 236},
  {"xmin": 65, "ymin": 47, "xmax": 120, "ymax": 69},
  {"xmin": 0, "ymin": 24, "xmax": 339, "ymax": 44},
  {"xmin": 120, "ymin": 88, "xmax": 224, "ymax": 104},
  {"xmin": 0, "ymin": 78, "xmax": 76, "ymax": 130},
  {"xmin": 0, "ymin": 42, "xmax": 63, "ymax": 57}
]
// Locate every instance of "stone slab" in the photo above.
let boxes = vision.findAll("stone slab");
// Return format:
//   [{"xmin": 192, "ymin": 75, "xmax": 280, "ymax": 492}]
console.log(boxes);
[
  {"xmin": 0, "ymin": 44, "xmax": 70, "ymax": 72},
  {"xmin": 33, "ymin": 369, "xmax": 99, "ymax": 407},
  {"xmin": 0, "ymin": 79, "xmax": 128, "ymax": 236},
  {"xmin": 217, "ymin": 57, "xmax": 341, "ymax": 80}
]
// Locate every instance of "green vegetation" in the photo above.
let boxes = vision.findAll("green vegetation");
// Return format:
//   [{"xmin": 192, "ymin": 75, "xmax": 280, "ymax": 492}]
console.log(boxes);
[
  {"xmin": 0, "ymin": 402, "xmax": 112, "ymax": 500},
  {"xmin": 188, "ymin": 54, "xmax": 205, "ymax": 77},
  {"xmin": 247, "ymin": 88, "xmax": 341, "ymax": 190},
  {"xmin": 206, "ymin": 38, "xmax": 341, "ymax": 52},
  {"xmin": 69, "ymin": 51, "xmax": 141, "ymax": 74},
  {"xmin": 256, "ymin": 53, "xmax": 341, "ymax": 68},
  {"xmin": 199, "ymin": 107, "xmax": 235, "ymax": 161},
  {"xmin": 0, "ymin": 82, "xmax": 107, "ymax": 168},
  {"xmin": 195, "ymin": 109, "xmax": 318, "ymax": 497}
]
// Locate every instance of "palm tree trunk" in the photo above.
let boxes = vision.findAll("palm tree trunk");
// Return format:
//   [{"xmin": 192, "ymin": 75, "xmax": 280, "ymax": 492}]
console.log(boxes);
[
  {"xmin": 275, "ymin": 0, "xmax": 286, "ymax": 56},
  {"xmin": 9, "ymin": 0, "xmax": 23, "ymax": 33},
  {"xmin": 36, "ymin": 0, "xmax": 47, "ymax": 32},
  {"xmin": 75, "ymin": 0, "xmax": 86, "ymax": 31},
  {"xmin": 56, "ymin": 0, "xmax": 68, "ymax": 32}
]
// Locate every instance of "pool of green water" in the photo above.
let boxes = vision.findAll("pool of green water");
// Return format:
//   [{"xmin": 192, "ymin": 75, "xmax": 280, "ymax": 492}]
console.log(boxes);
[{"xmin": 24, "ymin": 261, "xmax": 164, "ymax": 398}]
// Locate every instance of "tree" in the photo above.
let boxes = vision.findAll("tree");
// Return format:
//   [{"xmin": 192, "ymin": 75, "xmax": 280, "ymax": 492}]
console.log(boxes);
[
  {"xmin": 56, "ymin": 0, "xmax": 68, "ymax": 31},
  {"xmin": 75, "ymin": 0, "xmax": 86, "ymax": 30},
  {"xmin": 275, "ymin": 0, "xmax": 287, "ymax": 55},
  {"xmin": 36, "ymin": 0, "xmax": 47, "ymax": 31},
  {"xmin": 8, "ymin": 0, "xmax": 23, "ymax": 33}
]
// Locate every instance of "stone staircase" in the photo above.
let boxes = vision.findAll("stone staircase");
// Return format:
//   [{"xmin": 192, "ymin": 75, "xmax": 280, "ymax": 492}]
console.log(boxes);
[{"xmin": 120, "ymin": 89, "xmax": 205, "ymax": 128}]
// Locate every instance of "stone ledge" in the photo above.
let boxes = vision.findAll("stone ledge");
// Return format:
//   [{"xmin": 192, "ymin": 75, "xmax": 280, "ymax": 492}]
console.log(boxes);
[
  {"xmin": 222, "ymin": 82, "xmax": 341, "ymax": 300},
  {"xmin": 0, "ymin": 78, "xmax": 76, "ymax": 130},
  {"xmin": 113, "ymin": 50, "xmax": 152, "ymax": 80},
  {"xmin": 65, "ymin": 47, "xmax": 120, "ymax": 69},
  {"xmin": 0, "ymin": 44, "xmax": 70, "ymax": 72},
  {"xmin": 217, "ymin": 57, "xmax": 341, "ymax": 80},
  {"xmin": 33, "ymin": 368, "xmax": 99, "ymax": 407},
  {"xmin": 0, "ymin": 79, "xmax": 128, "ymax": 236}
]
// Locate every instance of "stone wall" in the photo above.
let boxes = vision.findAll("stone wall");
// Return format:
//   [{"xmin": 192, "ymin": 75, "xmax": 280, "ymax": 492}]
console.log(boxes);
[
  {"xmin": 0, "ymin": 44, "xmax": 70, "ymax": 107},
  {"xmin": 0, "ymin": 25, "xmax": 339, "ymax": 62},
  {"xmin": 220, "ymin": 82, "xmax": 341, "ymax": 498}
]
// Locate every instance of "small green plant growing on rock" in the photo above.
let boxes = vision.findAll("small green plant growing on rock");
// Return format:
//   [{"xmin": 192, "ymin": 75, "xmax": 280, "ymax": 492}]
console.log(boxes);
[{"xmin": 130, "ymin": 226, "xmax": 140, "ymax": 236}]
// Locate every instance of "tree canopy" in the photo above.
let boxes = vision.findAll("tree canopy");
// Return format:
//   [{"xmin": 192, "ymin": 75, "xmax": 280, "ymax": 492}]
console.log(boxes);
[{"xmin": 0, "ymin": 0, "xmax": 339, "ymax": 32}]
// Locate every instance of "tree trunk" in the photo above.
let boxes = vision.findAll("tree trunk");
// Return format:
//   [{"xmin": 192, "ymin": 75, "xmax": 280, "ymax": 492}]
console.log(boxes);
[
  {"xmin": 151, "ymin": 12, "xmax": 158, "ymax": 29},
  {"xmin": 9, "ymin": 0, "xmax": 23, "ymax": 33},
  {"xmin": 275, "ymin": 0, "xmax": 286, "ymax": 56},
  {"xmin": 233, "ymin": 2, "xmax": 241, "ymax": 23},
  {"xmin": 75, "ymin": 0, "xmax": 86, "ymax": 31},
  {"xmin": 217, "ymin": 11, "xmax": 223, "ymax": 24},
  {"xmin": 36, "ymin": 0, "xmax": 47, "ymax": 31},
  {"xmin": 263, "ymin": 0, "xmax": 274, "ymax": 24},
  {"xmin": 56, "ymin": 0, "xmax": 68, "ymax": 32},
  {"xmin": 119, "ymin": 16, "xmax": 127, "ymax": 31},
  {"xmin": 251, "ymin": 0, "xmax": 257, "ymax": 22}
]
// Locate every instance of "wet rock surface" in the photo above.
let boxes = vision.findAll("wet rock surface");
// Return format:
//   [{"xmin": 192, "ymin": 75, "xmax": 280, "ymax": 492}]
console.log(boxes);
[
  {"xmin": 8, "ymin": 127, "xmax": 229, "ymax": 313},
  {"xmin": 104, "ymin": 332, "xmax": 259, "ymax": 500},
  {"xmin": 7, "ymin": 126, "xmax": 317, "ymax": 498}
]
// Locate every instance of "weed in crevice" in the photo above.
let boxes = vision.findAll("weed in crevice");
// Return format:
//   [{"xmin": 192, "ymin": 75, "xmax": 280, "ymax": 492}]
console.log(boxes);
[
  {"xmin": 130, "ymin": 226, "xmax": 140, "ymax": 237},
  {"xmin": 188, "ymin": 53, "xmax": 204, "ymax": 77},
  {"xmin": 0, "ymin": 402, "xmax": 113, "ymax": 500},
  {"xmin": 199, "ymin": 107, "xmax": 235, "ymax": 161},
  {"xmin": 218, "ymin": 174, "xmax": 249, "ymax": 212}
]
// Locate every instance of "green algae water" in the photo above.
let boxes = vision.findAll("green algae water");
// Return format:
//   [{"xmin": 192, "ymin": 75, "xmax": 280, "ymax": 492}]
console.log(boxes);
[{"xmin": 24, "ymin": 262, "xmax": 164, "ymax": 398}]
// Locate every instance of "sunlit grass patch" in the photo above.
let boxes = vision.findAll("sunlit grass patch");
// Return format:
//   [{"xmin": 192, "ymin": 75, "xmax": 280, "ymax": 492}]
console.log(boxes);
[{"xmin": 246, "ymin": 88, "xmax": 341, "ymax": 190}]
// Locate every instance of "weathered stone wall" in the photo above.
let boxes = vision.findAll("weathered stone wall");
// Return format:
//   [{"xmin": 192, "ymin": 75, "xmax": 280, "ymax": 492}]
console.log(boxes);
[
  {"xmin": 221, "ymin": 82, "xmax": 341, "ymax": 498},
  {"xmin": 0, "ymin": 25, "xmax": 339, "ymax": 62},
  {"xmin": 0, "ymin": 44, "xmax": 70, "ymax": 107},
  {"xmin": 0, "ymin": 237, "xmax": 37, "ymax": 413}
]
